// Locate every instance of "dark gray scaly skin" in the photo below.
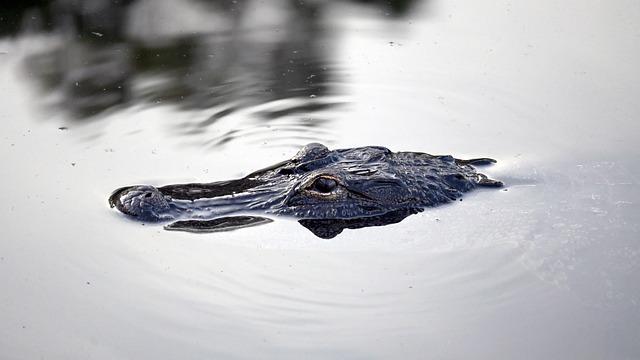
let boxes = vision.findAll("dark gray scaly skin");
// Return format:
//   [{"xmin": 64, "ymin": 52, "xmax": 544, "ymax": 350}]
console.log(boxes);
[{"xmin": 109, "ymin": 143, "xmax": 502, "ymax": 238}]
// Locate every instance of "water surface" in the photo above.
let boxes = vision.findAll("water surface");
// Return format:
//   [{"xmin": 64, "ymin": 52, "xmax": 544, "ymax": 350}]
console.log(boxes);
[{"xmin": 1, "ymin": 0, "xmax": 639, "ymax": 359}]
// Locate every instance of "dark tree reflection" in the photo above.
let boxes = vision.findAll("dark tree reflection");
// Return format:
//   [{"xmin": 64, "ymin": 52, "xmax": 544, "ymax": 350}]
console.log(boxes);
[{"xmin": 3, "ymin": 0, "xmax": 421, "ymax": 146}]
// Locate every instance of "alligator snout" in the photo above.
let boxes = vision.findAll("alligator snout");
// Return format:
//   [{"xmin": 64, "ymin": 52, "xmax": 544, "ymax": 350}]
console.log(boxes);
[{"xmin": 108, "ymin": 185, "xmax": 170, "ymax": 221}]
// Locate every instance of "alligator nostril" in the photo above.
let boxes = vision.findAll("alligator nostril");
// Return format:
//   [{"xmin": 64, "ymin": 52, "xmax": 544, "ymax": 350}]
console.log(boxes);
[{"xmin": 145, "ymin": 193, "xmax": 152, "ymax": 198}]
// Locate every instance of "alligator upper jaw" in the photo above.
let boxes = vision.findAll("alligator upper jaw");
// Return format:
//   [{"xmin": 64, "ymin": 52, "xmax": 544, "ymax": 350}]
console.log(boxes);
[
  {"xmin": 157, "ymin": 178, "xmax": 267, "ymax": 201},
  {"xmin": 108, "ymin": 176, "xmax": 293, "ymax": 222}
]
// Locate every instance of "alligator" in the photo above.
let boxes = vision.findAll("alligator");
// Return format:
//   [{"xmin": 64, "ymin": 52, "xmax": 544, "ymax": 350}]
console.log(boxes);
[{"xmin": 109, "ymin": 143, "xmax": 503, "ymax": 238}]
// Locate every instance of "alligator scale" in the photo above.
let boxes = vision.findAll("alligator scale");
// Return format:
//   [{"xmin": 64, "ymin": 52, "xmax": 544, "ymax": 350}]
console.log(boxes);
[{"xmin": 109, "ymin": 143, "xmax": 503, "ymax": 238}]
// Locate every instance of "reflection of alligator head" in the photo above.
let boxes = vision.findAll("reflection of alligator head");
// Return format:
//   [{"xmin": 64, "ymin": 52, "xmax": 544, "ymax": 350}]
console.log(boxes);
[{"xmin": 109, "ymin": 143, "xmax": 503, "ymax": 238}]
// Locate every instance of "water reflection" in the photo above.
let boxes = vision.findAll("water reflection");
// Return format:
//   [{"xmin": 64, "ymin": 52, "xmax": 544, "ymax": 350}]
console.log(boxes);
[
  {"xmin": 6, "ymin": 0, "xmax": 420, "ymax": 147},
  {"xmin": 159, "ymin": 210, "xmax": 418, "ymax": 239},
  {"xmin": 299, "ymin": 209, "xmax": 418, "ymax": 239}
]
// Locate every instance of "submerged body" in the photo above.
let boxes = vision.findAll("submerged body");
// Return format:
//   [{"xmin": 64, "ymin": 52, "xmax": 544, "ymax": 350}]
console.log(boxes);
[{"xmin": 109, "ymin": 143, "xmax": 502, "ymax": 238}]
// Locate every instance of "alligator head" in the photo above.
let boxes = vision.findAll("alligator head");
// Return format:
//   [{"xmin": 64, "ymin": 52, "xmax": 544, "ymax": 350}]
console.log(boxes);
[{"xmin": 109, "ymin": 143, "xmax": 502, "ymax": 238}]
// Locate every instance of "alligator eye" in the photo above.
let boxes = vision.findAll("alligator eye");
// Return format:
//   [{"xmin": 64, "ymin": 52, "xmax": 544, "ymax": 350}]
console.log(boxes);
[{"xmin": 311, "ymin": 177, "xmax": 338, "ymax": 193}]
